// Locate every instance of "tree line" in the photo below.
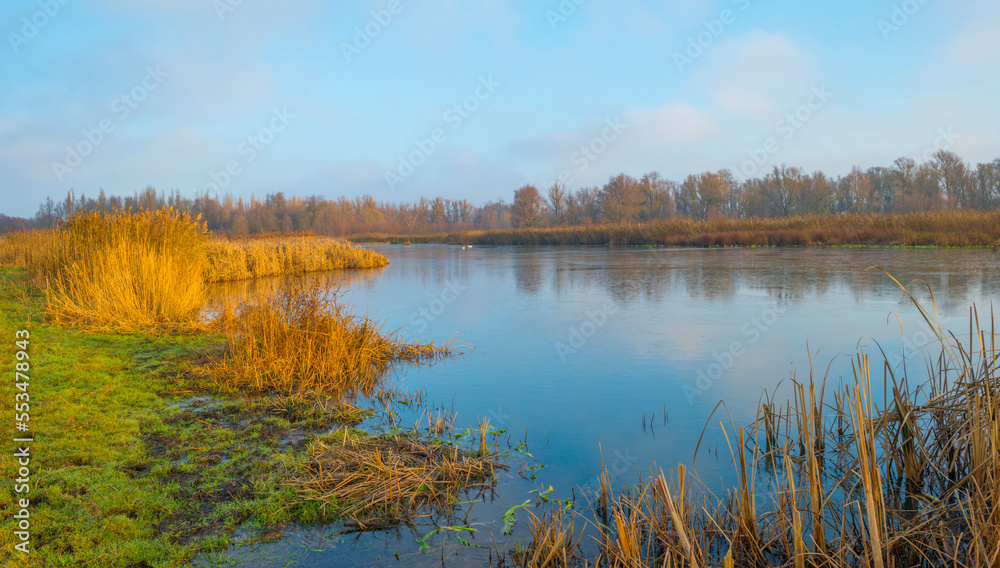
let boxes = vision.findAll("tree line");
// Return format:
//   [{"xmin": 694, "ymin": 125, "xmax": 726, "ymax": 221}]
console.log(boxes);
[{"xmin": 17, "ymin": 149, "xmax": 1000, "ymax": 236}]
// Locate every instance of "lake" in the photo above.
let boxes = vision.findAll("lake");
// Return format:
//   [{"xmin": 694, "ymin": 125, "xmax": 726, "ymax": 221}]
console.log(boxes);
[{"xmin": 212, "ymin": 245, "xmax": 1000, "ymax": 567}]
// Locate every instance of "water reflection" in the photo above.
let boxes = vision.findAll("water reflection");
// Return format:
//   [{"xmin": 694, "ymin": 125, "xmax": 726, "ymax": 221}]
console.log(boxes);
[
  {"xmin": 211, "ymin": 245, "xmax": 1000, "ymax": 567},
  {"xmin": 205, "ymin": 266, "xmax": 388, "ymax": 306}
]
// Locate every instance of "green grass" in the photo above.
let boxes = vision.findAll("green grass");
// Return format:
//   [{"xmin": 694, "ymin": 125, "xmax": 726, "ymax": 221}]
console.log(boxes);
[
  {"xmin": 0, "ymin": 267, "xmax": 325, "ymax": 567},
  {"xmin": 0, "ymin": 267, "xmax": 496, "ymax": 567}
]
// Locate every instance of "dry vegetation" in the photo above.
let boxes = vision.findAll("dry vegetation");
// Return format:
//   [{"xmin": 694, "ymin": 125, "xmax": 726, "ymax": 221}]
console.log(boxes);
[
  {"xmin": 204, "ymin": 234, "xmax": 387, "ymax": 283},
  {"xmin": 0, "ymin": 208, "xmax": 389, "ymax": 329},
  {"xmin": 0, "ymin": 207, "xmax": 507, "ymax": 565},
  {"xmin": 22, "ymin": 208, "xmax": 207, "ymax": 330},
  {"xmin": 291, "ymin": 425, "xmax": 500, "ymax": 526},
  {"xmin": 209, "ymin": 281, "xmax": 448, "ymax": 396},
  {"xmin": 518, "ymin": 278, "xmax": 1000, "ymax": 568},
  {"xmin": 351, "ymin": 210, "xmax": 1000, "ymax": 248}
]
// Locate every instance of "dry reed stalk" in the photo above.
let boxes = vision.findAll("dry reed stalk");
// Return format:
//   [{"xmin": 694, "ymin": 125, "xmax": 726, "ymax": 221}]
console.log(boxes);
[
  {"xmin": 210, "ymin": 281, "xmax": 449, "ymax": 396},
  {"xmin": 33, "ymin": 208, "xmax": 208, "ymax": 330},
  {"xmin": 524, "ymin": 509, "xmax": 581, "ymax": 567},
  {"xmin": 582, "ymin": 280, "xmax": 1000, "ymax": 568},
  {"xmin": 783, "ymin": 452, "xmax": 805, "ymax": 568}
]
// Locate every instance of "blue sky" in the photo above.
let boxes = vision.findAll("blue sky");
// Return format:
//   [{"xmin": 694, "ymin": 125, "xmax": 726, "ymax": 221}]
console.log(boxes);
[{"xmin": 2, "ymin": 0, "xmax": 998, "ymax": 217}]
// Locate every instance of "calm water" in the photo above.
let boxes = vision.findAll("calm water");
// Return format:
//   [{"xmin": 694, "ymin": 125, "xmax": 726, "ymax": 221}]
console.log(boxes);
[{"xmin": 213, "ymin": 246, "xmax": 1000, "ymax": 567}]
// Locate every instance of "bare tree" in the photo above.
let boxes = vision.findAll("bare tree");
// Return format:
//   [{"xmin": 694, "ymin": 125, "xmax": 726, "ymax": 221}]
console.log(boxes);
[
  {"xmin": 511, "ymin": 184, "xmax": 546, "ymax": 228},
  {"xmin": 599, "ymin": 173, "xmax": 641, "ymax": 223},
  {"xmin": 759, "ymin": 165, "xmax": 802, "ymax": 217},
  {"xmin": 794, "ymin": 171, "xmax": 836, "ymax": 215},
  {"xmin": 971, "ymin": 159, "xmax": 1000, "ymax": 210},
  {"xmin": 932, "ymin": 150, "xmax": 971, "ymax": 209},
  {"xmin": 639, "ymin": 172, "xmax": 675, "ymax": 220},
  {"xmin": 546, "ymin": 182, "xmax": 567, "ymax": 225}
]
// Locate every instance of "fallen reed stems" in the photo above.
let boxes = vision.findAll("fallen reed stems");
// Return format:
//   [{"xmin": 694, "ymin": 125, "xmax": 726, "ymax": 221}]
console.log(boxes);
[{"xmin": 290, "ymin": 428, "xmax": 501, "ymax": 526}]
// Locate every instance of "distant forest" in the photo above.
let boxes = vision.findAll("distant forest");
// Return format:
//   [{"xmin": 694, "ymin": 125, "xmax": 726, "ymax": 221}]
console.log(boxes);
[{"xmin": 4, "ymin": 150, "xmax": 999, "ymax": 236}]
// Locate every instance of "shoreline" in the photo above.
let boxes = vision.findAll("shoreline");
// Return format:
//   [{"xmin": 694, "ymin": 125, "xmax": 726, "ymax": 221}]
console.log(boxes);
[
  {"xmin": 0, "ymin": 266, "xmax": 500, "ymax": 566},
  {"xmin": 346, "ymin": 211, "xmax": 1000, "ymax": 248}
]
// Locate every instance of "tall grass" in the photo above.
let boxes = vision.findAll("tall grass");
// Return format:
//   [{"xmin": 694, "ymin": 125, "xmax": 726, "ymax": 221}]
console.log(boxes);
[
  {"xmin": 210, "ymin": 281, "xmax": 449, "ymax": 396},
  {"xmin": 0, "ymin": 230, "xmax": 58, "ymax": 267},
  {"xmin": 351, "ymin": 210, "xmax": 1000, "ymax": 247},
  {"xmin": 204, "ymin": 235, "xmax": 388, "ymax": 283},
  {"xmin": 0, "ymin": 213, "xmax": 390, "ymax": 330},
  {"xmin": 28, "ymin": 208, "xmax": 208, "ymax": 330},
  {"xmin": 571, "ymin": 279, "xmax": 1000, "ymax": 567}
]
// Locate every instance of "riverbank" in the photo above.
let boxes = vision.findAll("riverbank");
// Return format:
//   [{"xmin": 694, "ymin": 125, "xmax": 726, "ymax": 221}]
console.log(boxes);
[
  {"xmin": 0, "ymin": 267, "xmax": 313, "ymax": 565},
  {"xmin": 348, "ymin": 210, "xmax": 1000, "ymax": 247},
  {"xmin": 0, "ymin": 206, "xmax": 492, "ymax": 566},
  {"xmin": 0, "ymin": 267, "xmax": 501, "ymax": 566}
]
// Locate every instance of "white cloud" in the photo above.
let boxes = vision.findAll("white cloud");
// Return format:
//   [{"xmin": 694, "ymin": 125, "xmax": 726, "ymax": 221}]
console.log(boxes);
[
  {"xmin": 689, "ymin": 30, "xmax": 818, "ymax": 120},
  {"xmin": 948, "ymin": 1, "xmax": 1000, "ymax": 66},
  {"xmin": 624, "ymin": 102, "xmax": 719, "ymax": 145}
]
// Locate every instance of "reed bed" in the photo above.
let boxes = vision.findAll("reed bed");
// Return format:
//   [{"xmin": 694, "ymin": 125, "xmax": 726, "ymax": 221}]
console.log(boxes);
[
  {"xmin": 0, "ymin": 229, "xmax": 59, "ymax": 267},
  {"xmin": 569, "ymin": 280, "xmax": 1000, "ymax": 568},
  {"xmin": 204, "ymin": 235, "xmax": 388, "ymax": 283},
  {"xmin": 291, "ymin": 427, "xmax": 500, "ymax": 526},
  {"xmin": 350, "ymin": 210, "xmax": 1000, "ymax": 248},
  {"xmin": 210, "ymin": 281, "xmax": 449, "ymax": 396},
  {"xmin": 0, "ymin": 213, "xmax": 389, "ymax": 331},
  {"xmin": 25, "ymin": 208, "xmax": 208, "ymax": 330}
]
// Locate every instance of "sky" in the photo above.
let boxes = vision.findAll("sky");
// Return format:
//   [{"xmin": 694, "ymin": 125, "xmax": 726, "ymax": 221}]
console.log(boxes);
[{"xmin": 1, "ymin": 0, "xmax": 999, "ymax": 218}]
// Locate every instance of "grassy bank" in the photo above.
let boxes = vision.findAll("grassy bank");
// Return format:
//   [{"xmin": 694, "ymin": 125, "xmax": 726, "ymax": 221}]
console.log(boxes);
[
  {"xmin": 0, "ymin": 209, "xmax": 489, "ymax": 566},
  {"xmin": 349, "ymin": 210, "xmax": 1000, "ymax": 247},
  {"xmin": 0, "ymin": 267, "xmax": 314, "ymax": 566},
  {"xmin": 0, "ymin": 273, "xmax": 495, "ymax": 567}
]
